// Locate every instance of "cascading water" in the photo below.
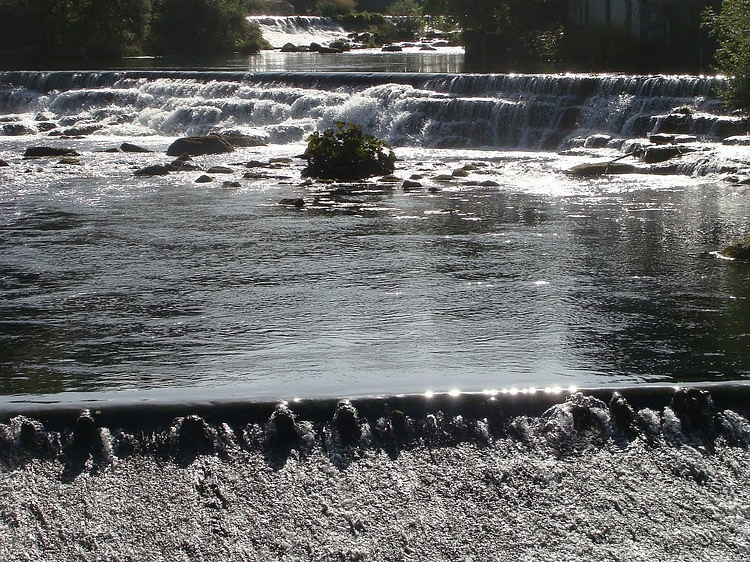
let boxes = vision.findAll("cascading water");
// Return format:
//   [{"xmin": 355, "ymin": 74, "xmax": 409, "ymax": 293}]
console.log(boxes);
[
  {"xmin": 0, "ymin": 71, "xmax": 742, "ymax": 149},
  {"xmin": 247, "ymin": 15, "xmax": 349, "ymax": 49}
]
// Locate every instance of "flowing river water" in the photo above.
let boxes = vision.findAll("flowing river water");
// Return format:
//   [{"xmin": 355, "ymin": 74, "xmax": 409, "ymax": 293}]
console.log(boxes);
[{"xmin": 1, "ymin": 18, "xmax": 750, "ymax": 561}]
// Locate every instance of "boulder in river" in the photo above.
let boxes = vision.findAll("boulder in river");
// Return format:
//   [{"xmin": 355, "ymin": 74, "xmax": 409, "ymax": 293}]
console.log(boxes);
[
  {"xmin": 24, "ymin": 146, "xmax": 81, "ymax": 158},
  {"xmin": 3, "ymin": 123, "xmax": 34, "ymax": 136},
  {"xmin": 566, "ymin": 161, "xmax": 636, "ymax": 177},
  {"xmin": 134, "ymin": 164, "xmax": 171, "ymax": 176},
  {"xmin": 723, "ymin": 136, "xmax": 750, "ymax": 146},
  {"xmin": 120, "ymin": 142, "xmax": 152, "ymax": 153},
  {"xmin": 220, "ymin": 132, "xmax": 267, "ymax": 148},
  {"xmin": 641, "ymin": 145, "xmax": 696, "ymax": 164},
  {"xmin": 281, "ymin": 43, "xmax": 302, "ymax": 52},
  {"xmin": 166, "ymin": 134, "xmax": 234, "ymax": 157}
]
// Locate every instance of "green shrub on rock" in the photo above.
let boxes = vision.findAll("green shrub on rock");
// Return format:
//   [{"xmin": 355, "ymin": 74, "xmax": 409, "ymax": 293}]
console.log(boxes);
[
  {"xmin": 302, "ymin": 122, "xmax": 396, "ymax": 180},
  {"xmin": 721, "ymin": 233, "xmax": 750, "ymax": 260}
]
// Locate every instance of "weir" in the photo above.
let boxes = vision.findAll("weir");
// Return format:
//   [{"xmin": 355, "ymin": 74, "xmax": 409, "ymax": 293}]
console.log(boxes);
[
  {"xmin": 0, "ymin": 70, "xmax": 742, "ymax": 150},
  {"xmin": 2, "ymin": 386, "xmax": 750, "ymax": 560}
]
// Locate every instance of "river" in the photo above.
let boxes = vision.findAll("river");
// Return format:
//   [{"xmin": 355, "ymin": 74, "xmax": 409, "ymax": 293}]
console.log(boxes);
[{"xmin": 2, "ymin": 17, "xmax": 750, "ymax": 562}]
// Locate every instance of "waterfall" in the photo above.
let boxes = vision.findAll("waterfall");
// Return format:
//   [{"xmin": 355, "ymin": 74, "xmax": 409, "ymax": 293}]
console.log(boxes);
[
  {"xmin": 0, "ymin": 71, "xmax": 742, "ymax": 149},
  {"xmin": 246, "ymin": 16, "xmax": 349, "ymax": 49}
]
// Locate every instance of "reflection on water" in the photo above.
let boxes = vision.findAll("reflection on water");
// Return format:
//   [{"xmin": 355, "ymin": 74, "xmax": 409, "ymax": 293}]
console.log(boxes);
[{"xmin": 2, "ymin": 156, "xmax": 750, "ymax": 399}]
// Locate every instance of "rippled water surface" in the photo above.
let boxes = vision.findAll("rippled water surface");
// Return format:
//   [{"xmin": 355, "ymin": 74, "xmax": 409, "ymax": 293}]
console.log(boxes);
[
  {"xmin": 2, "ymin": 142, "xmax": 749, "ymax": 402},
  {"xmin": 1, "ymin": 50, "xmax": 750, "ymax": 403}
]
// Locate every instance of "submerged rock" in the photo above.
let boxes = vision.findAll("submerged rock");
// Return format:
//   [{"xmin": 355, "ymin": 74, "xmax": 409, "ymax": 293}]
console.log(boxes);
[{"xmin": 206, "ymin": 166, "xmax": 234, "ymax": 174}]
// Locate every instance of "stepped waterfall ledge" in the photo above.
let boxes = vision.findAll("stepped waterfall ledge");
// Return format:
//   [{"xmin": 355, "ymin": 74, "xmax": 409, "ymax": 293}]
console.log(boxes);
[{"xmin": 0, "ymin": 71, "xmax": 743, "ymax": 151}]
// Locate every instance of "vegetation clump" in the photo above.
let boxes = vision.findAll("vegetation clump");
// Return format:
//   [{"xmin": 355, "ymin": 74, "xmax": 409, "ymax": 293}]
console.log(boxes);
[
  {"xmin": 721, "ymin": 233, "xmax": 750, "ymax": 261},
  {"xmin": 302, "ymin": 122, "xmax": 396, "ymax": 180}
]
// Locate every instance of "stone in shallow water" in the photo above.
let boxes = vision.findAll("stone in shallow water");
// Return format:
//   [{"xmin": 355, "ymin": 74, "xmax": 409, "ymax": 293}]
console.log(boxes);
[
  {"xmin": 166, "ymin": 134, "xmax": 234, "ymax": 157},
  {"xmin": 24, "ymin": 146, "xmax": 80, "ymax": 158}
]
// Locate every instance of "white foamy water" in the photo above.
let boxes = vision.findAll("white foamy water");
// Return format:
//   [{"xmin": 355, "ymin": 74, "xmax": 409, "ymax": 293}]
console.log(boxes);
[{"xmin": 247, "ymin": 15, "xmax": 349, "ymax": 49}]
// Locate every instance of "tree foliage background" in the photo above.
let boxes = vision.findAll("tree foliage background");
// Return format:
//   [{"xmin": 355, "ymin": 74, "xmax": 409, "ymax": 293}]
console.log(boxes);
[
  {"xmin": 706, "ymin": 0, "xmax": 750, "ymax": 110},
  {"xmin": 1, "ymin": 0, "xmax": 268, "ymax": 60}
]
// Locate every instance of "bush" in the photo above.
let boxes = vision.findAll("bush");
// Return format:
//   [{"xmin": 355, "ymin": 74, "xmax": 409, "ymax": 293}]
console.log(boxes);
[{"xmin": 303, "ymin": 122, "xmax": 396, "ymax": 180}]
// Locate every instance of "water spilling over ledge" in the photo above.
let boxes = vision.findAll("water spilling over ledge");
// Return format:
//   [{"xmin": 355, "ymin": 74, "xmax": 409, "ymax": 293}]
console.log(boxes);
[
  {"xmin": 0, "ymin": 70, "xmax": 742, "ymax": 150},
  {"xmin": 2, "ymin": 386, "xmax": 750, "ymax": 560}
]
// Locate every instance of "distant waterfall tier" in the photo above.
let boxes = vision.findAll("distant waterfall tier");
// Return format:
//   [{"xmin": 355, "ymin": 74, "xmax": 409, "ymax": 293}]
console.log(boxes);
[
  {"xmin": 247, "ymin": 15, "xmax": 348, "ymax": 48},
  {"xmin": 0, "ymin": 71, "xmax": 743, "ymax": 150}
]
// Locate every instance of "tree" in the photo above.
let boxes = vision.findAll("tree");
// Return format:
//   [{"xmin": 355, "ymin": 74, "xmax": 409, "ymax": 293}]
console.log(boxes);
[
  {"xmin": 421, "ymin": 0, "xmax": 566, "ymax": 68},
  {"xmin": 41, "ymin": 0, "xmax": 152, "ymax": 59},
  {"xmin": 150, "ymin": 0, "xmax": 266, "ymax": 56},
  {"xmin": 706, "ymin": 0, "xmax": 750, "ymax": 111}
]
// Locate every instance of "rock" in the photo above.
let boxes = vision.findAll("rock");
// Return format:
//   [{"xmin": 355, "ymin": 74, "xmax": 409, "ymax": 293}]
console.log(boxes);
[
  {"xmin": 57, "ymin": 157, "xmax": 80, "ymax": 165},
  {"xmin": 433, "ymin": 174, "xmax": 455, "ymax": 181},
  {"xmin": 379, "ymin": 174, "xmax": 401, "ymax": 183},
  {"xmin": 583, "ymin": 134, "xmax": 611, "ymax": 148},
  {"xmin": 3, "ymin": 123, "xmax": 34, "ymax": 136},
  {"xmin": 642, "ymin": 145, "xmax": 685, "ymax": 164},
  {"xmin": 222, "ymin": 181, "xmax": 241, "ymax": 188},
  {"xmin": 194, "ymin": 174, "xmax": 213, "ymax": 183},
  {"xmin": 134, "ymin": 164, "xmax": 171, "ymax": 176},
  {"xmin": 245, "ymin": 160, "xmax": 268, "ymax": 168},
  {"xmin": 476, "ymin": 180, "xmax": 500, "ymax": 187},
  {"xmin": 452, "ymin": 168, "xmax": 469, "ymax": 177},
  {"xmin": 382, "ymin": 45, "xmax": 403, "ymax": 52},
  {"xmin": 206, "ymin": 166, "xmax": 233, "ymax": 174},
  {"xmin": 269, "ymin": 157, "xmax": 293, "ymax": 164},
  {"xmin": 166, "ymin": 134, "xmax": 234, "ymax": 157},
  {"xmin": 281, "ymin": 42, "xmax": 301, "ymax": 52},
  {"xmin": 652, "ymin": 109, "xmax": 692, "ymax": 134},
  {"xmin": 24, "ymin": 146, "xmax": 80, "ymax": 158},
  {"xmin": 169, "ymin": 157, "xmax": 201, "ymax": 171},
  {"xmin": 566, "ymin": 162, "xmax": 636, "ymax": 176},
  {"xmin": 120, "ymin": 142, "xmax": 152, "ymax": 153},
  {"xmin": 221, "ymin": 132, "xmax": 267, "ymax": 147},
  {"xmin": 649, "ymin": 133, "xmax": 675, "ymax": 145},
  {"xmin": 723, "ymin": 135, "xmax": 750, "ymax": 146},
  {"xmin": 62, "ymin": 124, "xmax": 102, "ymax": 136},
  {"xmin": 0, "ymin": 159, "xmax": 9, "ymax": 167},
  {"xmin": 280, "ymin": 198, "xmax": 305, "ymax": 208},
  {"xmin": 36, "ymin": 122, "xmax": 57, "ymax": 132},
  {"xmin": 402, "ymin": 179, "xmax": 422, "ymax": 190},
  {"xmin": 720, "ymin": 236, "xmax": 750, "ymax": 260}
]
